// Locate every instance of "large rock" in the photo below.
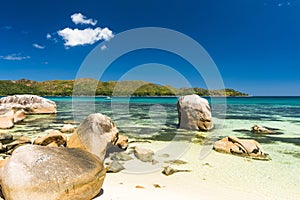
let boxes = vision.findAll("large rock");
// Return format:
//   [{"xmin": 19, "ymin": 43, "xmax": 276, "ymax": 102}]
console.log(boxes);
[
  {"xmin": 67, "ymin": 113, "xmax": 128, "ymax": 161},
  {"xmin": 0, "ymin": 108, "xmax": 26, "ymax": 129},
  {"xmin": 0, "ymin": 95, "xmax": 56, "ymax": 114},
  {"xmin": 1, "ymin": 145, "xmax": 106, "ymax": 200},
  {"xmin": 177, "ymin": 94, "xmax": 213, "ymax": 131},
  {"xmin": 213, "ymin": 136, "xmax": 271, "ymax": 160}
]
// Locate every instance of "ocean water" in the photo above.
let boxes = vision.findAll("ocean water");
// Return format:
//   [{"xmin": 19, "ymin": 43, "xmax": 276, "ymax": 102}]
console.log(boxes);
[
  {"xmin": 5, "ymin": 96, "xmax": 300, "ymax": 142},
  {"xmin": 6, "ymin": 96, "xmax": 299, "ymax": 157}
]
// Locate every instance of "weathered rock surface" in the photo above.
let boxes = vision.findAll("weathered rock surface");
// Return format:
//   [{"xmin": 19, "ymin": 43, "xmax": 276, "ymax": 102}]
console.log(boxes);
[
  {"xmin": 134, "ymin": 146, "xmax": 154, "ymax": 162},
  {"xmin": 251, "ymin": 124, "xmax": 275, "ymax": 134},
  {"xmin": 13, "ymin": 109, "xmax": 26, "ymax": 123},
  {"xmin": 1, "ymin": 145, "xmax": 106, "ymax": 200},
  {"xmin": 33, "ymin": 130, "xmax": 67, "ymax": 147},
  {"xmin": 111, "ymin": 151, "xmax": 133, "ymax": 161},
  {"xmin": 177, "ymin": 94, "xmax": 213, "ymax": 131},
  {"xmin": 0, "ymin": 109, "xmax": 26, "ymax": 129},
  {"xmin": 67, "ymin": 113, "xmax": 128, "ymax": 161},
  {"xmin": 60, "ymin": 124, "xmax": 75, "ymax": 133},
  {"xmin": 0, "ymin": 95, "xmax": 56, "ymax": 114},
  {"xmin": 213, "ymin": 136, "xmax": 271, "ymax": 160},
  {"xmin": 107, "ymin": 160, "xmax": 125, "ymax": 173},
  {"xmin": 0, "ymin": 109, "xmax": 14, "ymax": 129},
  {"xmin": 162, "ymin": 166, "xmax": 191, "ymax": 176},
  {"xmin": 0, "ymin": 133, "xmax": 13, "ymax": 141}
]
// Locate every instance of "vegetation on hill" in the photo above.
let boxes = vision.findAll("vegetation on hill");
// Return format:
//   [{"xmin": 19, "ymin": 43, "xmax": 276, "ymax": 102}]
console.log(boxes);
[{"xmin": 0, "ymin": 79, "xmax": 248, "ymax": 97}]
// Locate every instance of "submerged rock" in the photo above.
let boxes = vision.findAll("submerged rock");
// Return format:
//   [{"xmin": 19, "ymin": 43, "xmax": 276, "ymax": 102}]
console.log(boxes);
[
  {"xmin": 0, "ymin": 95, "xmax": 56, "ymax": 114},
  {"xmin": 1, "ymin": 145, "xmax": 106, "ymax": 200},
  {"xmin": 134, "ymin": 146, "xmax": 154, "ymax": 162},
  {"xmin": 213, "ymin": 136, "xmax": 271, "ymax": 160},
  {"xmin": 251, "ymin": 124, "xmax": 275, "ymax": 134},
  {"xmin": 177, "ymin": 94, "xmax": 213, "ymax": 131}
]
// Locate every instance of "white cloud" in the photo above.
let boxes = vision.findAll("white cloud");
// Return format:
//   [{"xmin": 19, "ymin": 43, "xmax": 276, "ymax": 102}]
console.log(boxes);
[
  {"xmin": 46, "ymin": 33, "xmax": 52, "ymax": 39},
  {"xmin": 33, "ymin": 43, "xmax": 45, "ymax": 49},
  {"xmin": 57, "ymin": 27, "xmax": 114, "ymax": 47},
  {"xmin": 0, "ymin": 54, "xmax": 30, "ymax": 61},
  {"xmin": 71, "ymin": 13, "xmax": 97, "ymax": 26}
]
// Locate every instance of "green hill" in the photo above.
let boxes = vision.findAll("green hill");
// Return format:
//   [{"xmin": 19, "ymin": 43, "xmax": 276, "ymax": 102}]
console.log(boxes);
[{"xmin": 0, "ymin": 79, "xmax": 248, "ymax": 97}]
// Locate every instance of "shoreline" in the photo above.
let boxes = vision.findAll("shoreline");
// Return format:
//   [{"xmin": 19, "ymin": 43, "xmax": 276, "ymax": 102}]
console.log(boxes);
[{"xmin": 97, "ymin": 141, "xmax": 300, "ymax": 200}]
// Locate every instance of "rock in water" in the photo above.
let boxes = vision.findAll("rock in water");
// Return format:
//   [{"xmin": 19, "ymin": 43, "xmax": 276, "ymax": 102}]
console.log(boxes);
[
  {"xmin": 0, "ymin": 95, "xmax": 56, "ymax": 114},
  {"xmin": 177, "ymin": 94, "xmax": 213, "ymax": 131},
  {"xmin": 1, "ymin": 145, "xmax": 106, "ymax": 200},
  {"xmin": 60, "ymin": 124, "xmax": 75, "ymax": 133},
  {"xmin": 251, "ymin": 124, "xmax": 274, "ymax": 134},
  {"xmin": 0, "ymin": 132, "xmax": 13, "ymax": 141},
  {"xmin": 213, "ymin": 136, "xmax": 271, "ymax": 160},
  {"xmin": 0, "ymin": 108, "xmax": 25, "ymax": 129}
]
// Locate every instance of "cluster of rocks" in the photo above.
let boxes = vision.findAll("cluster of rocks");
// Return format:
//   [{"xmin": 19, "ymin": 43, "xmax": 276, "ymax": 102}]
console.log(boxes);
[
  {"xmin": 177, "ymin": 95, "xmax": 271, "ymax": 160},
  {"xmin": 213, "ymin": 123, "xmax": 281, "ymax": 160},
  {"xmin": 0, "ymin": 95, "xmax": 56, "ymax": 129},
  {"xmin": 105, "ymin": 145, "xmax": 191, "ymax": 176},
  {"xmin": 0, "ymin": 112, "xmax": 129, "ymax": 200},
  {"xmin": 0, "ymin": 125, "xmax": 76, "ymax": 159},
  {"xmin": 212, "ymin": 126, "xmax": 273, "ymax": 160}
]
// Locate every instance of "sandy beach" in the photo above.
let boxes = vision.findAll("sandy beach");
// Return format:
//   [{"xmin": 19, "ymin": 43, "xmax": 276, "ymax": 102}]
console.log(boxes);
[{"xmin": 98, "ymin": 141, "xmax": 300, "ymax": 200}]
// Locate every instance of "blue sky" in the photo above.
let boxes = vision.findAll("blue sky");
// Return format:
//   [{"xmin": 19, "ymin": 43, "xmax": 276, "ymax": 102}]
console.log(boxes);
[{"xmin": 0, "ymin": 0, "xmax": 299, "ymax": 96}]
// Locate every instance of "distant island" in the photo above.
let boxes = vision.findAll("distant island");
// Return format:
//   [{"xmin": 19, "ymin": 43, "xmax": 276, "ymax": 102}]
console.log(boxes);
[{"xmin": 0, "ymin": 79, "xmax": 248, "ymax": 97}]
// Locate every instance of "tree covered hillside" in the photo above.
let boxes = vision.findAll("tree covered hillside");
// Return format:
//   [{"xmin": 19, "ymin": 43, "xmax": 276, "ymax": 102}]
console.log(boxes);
[{"xmin": 0, "ymin": 79, "xmax": 248, "ymax": 97}]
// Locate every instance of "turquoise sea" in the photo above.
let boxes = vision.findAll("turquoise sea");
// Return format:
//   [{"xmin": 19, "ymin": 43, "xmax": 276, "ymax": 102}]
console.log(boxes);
[{"xmin": 5, "ymin": 96, "xmax": 300, "ymax": 161}]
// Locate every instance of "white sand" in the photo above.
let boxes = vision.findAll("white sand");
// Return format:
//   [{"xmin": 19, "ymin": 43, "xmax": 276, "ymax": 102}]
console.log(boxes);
[{"xmin": 96, "ymin": 141, "xmax": 300, "ymax": 200}]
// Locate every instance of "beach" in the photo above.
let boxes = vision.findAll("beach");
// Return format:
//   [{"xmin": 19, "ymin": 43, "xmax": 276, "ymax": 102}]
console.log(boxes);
[{"xmin": 98, "ymin": 140, "xmax": 300, "ymax": 200}]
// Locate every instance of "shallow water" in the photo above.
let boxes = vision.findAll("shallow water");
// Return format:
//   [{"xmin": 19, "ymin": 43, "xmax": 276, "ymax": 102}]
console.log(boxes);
[{"xmin": 3, "ymin": 96, "xmax": 300, "ymax": 161}]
